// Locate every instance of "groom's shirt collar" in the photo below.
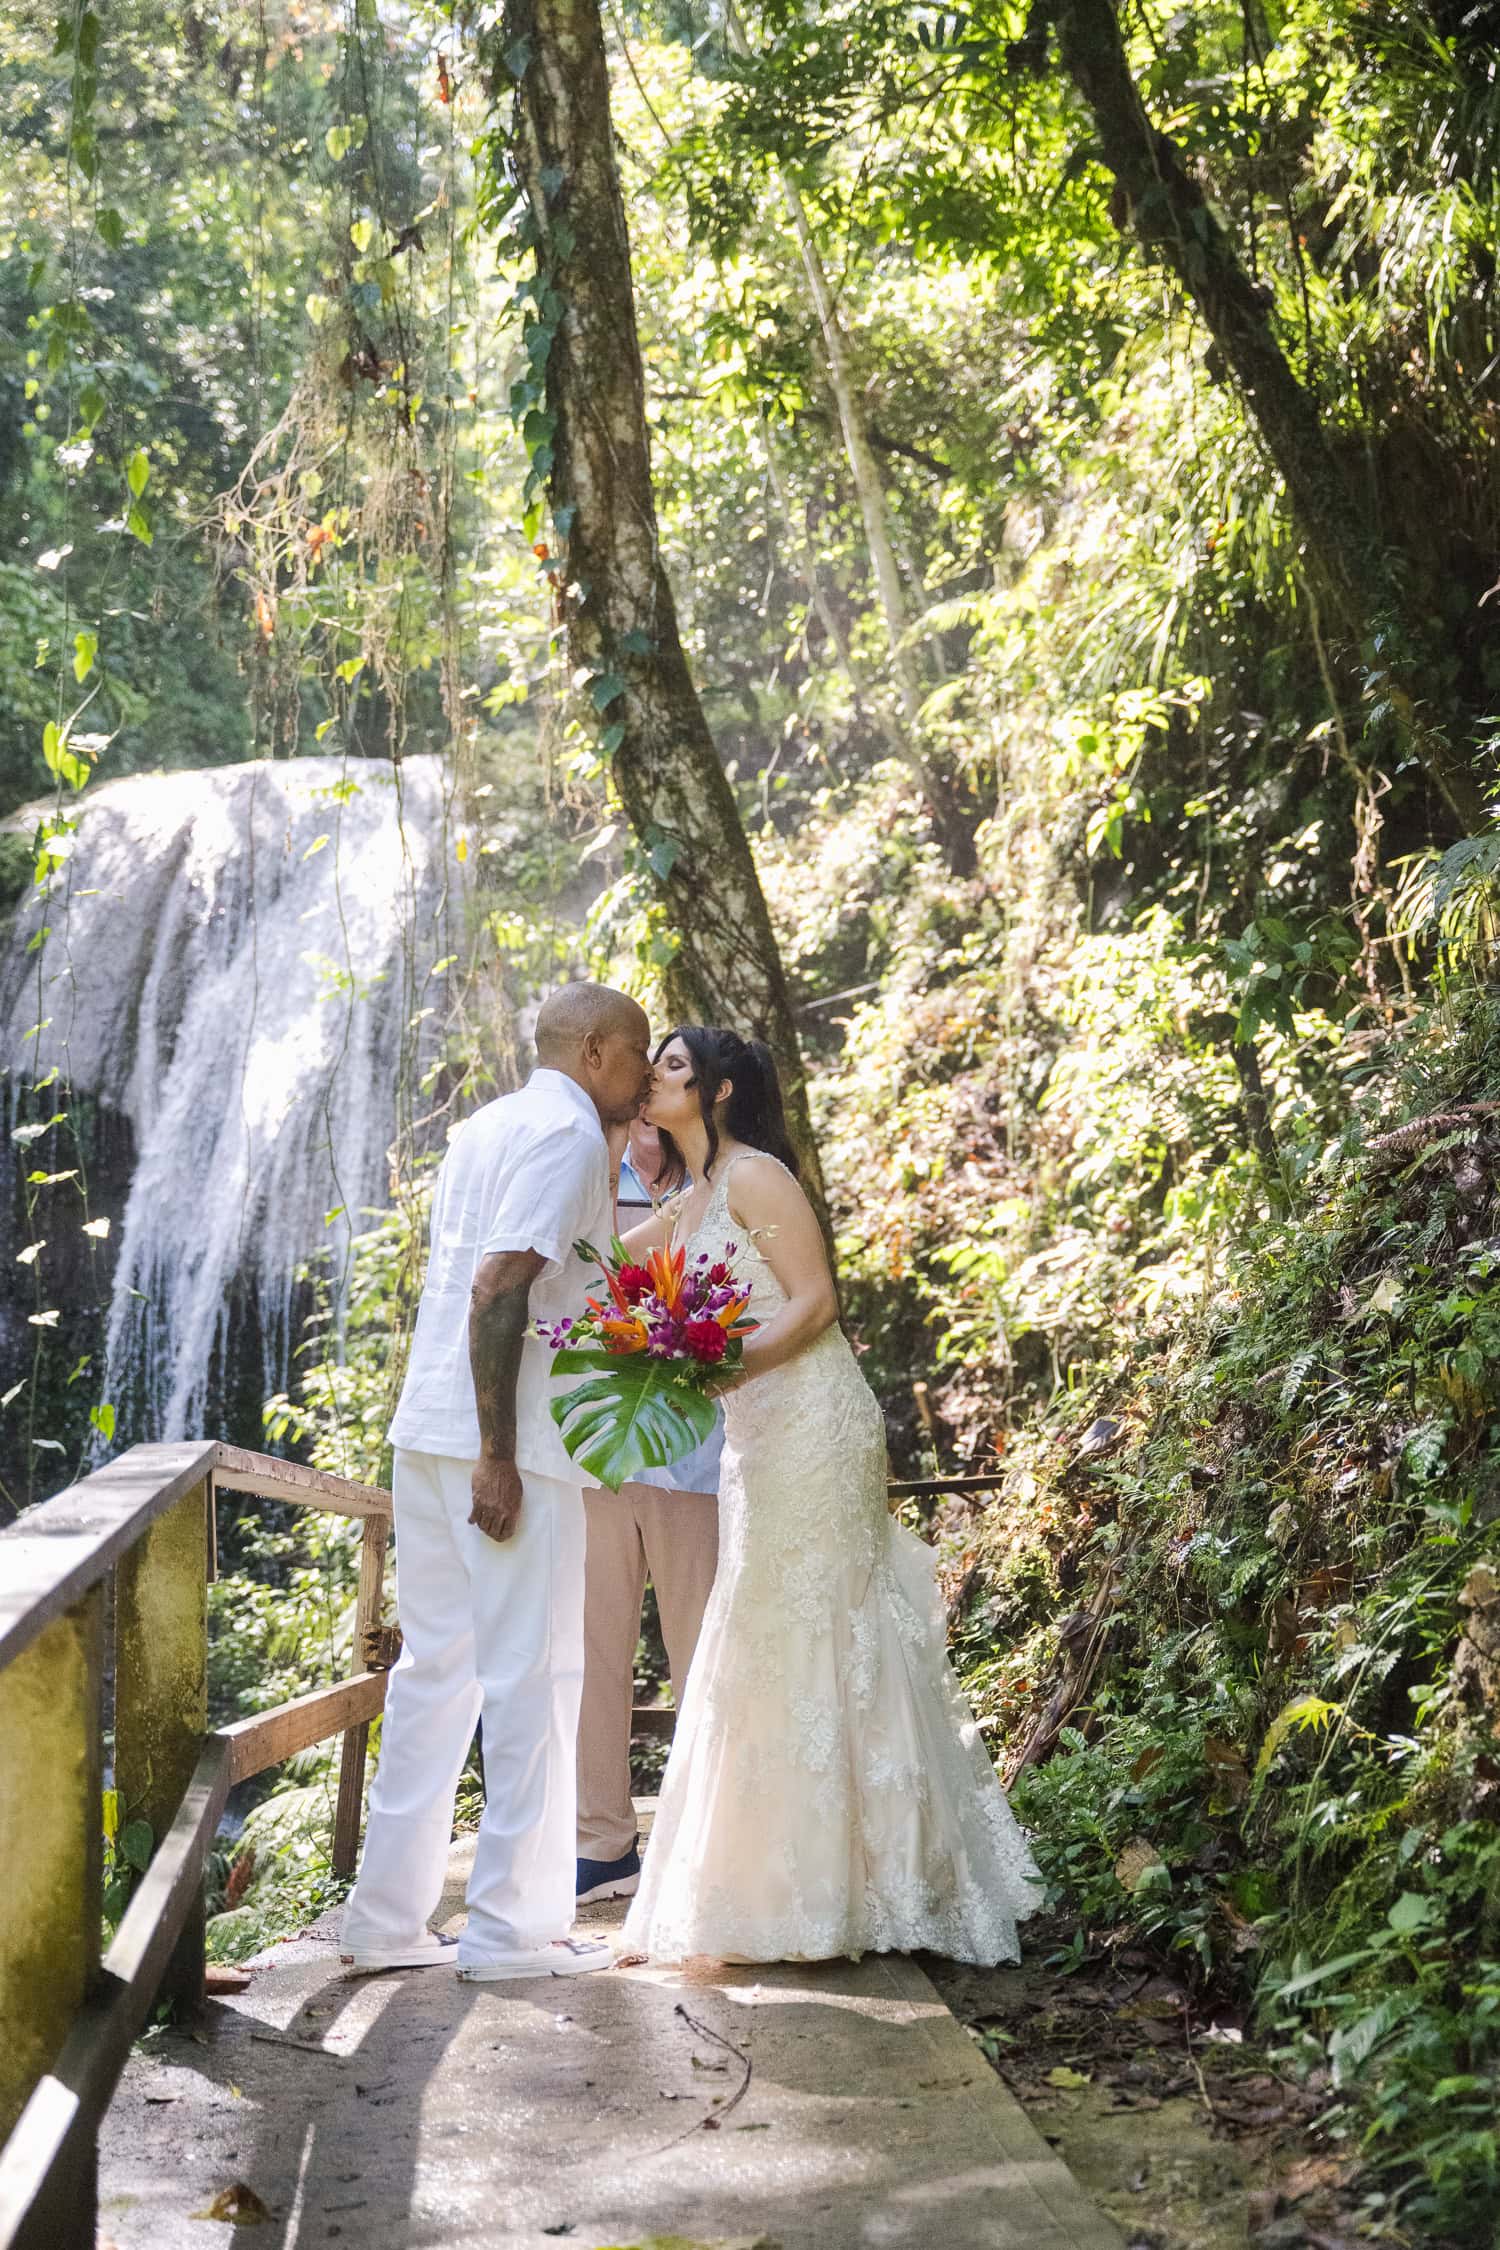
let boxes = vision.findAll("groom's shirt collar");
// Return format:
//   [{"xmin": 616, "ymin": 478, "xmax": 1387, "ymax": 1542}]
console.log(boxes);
[{"xmin": 529, "ymin": 1066, "xmax": 605, "ymax": 1141}]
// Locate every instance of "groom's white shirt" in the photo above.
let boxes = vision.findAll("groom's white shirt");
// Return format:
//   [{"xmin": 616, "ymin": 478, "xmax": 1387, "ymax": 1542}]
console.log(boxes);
[{"xmin": 388, "ymin": 1067, "xmax": 613, "ymax": 1474}]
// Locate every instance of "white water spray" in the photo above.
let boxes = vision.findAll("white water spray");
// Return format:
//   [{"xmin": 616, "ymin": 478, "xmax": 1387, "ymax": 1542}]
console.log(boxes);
[{"xmin": 1, "ymin": 755, "xmax": 456, "ymax": 1444}]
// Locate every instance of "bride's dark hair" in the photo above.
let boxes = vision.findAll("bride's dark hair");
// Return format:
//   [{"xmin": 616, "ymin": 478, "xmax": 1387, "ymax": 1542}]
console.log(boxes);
[{"xmin": 654, "ymin": 1025, "xmax": 800, "ymax": 1191}]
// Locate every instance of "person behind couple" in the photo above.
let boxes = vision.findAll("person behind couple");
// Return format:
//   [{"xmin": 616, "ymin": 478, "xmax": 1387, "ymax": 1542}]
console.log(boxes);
[
  {"xmin": 575, "ymin": 1110, "xmax": 723, "ymax": 1907},
  {"xmin": 616, "ymin": 1025, "xmax": 1043, "ymax": 1966},
  {"xmin": 340, "ymin": 981, "xmax": 652, "ymax": 1981}
]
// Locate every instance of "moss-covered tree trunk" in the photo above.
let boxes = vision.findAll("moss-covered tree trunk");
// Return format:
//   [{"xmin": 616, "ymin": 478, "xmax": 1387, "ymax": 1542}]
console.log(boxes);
[
  {"xmin": 1053, "ymin": 0, "xmax": 1486, "ymax": 834},
  {"xmin": 493, "ymin": 0, "xmax": 825, "ymax": 1200}
]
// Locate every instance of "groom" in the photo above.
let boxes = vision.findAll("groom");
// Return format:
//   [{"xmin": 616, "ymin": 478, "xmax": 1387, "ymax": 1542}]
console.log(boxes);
[{"xmin": 340, "ymin": 982, "xmax": 653, "ymax": 1981}]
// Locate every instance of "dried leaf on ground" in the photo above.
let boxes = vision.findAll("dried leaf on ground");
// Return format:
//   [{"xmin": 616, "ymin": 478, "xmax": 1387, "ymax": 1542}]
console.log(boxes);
[
  {"xmin": 190, "ymin": 2181, "xmax": 272, "ymax": 2225},
  {"xmin": 1114, "ymin": 1837, "xmax": 1168, "ymax": 1892},
  {"xmin": 1283, "ymin": 2154, "xmax": 1354, "ymax": 2201}
]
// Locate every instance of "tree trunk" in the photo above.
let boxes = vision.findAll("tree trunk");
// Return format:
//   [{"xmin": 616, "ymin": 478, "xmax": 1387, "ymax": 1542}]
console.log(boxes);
[
  {"xmin": 493, "ymin": 0, "xmax": 825, "ymax": 1203},
  {"xmin": 1052, "ymin": 0, "xmax": 1486, "ymax": 834}
]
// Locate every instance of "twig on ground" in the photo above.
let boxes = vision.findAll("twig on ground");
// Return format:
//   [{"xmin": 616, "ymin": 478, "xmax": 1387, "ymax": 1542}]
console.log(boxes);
[
  {"xmin": 649, "ymin": 2001, "xmax": 753, "ymax": 2152},
  {"xmin": 1184, "ymin": 2022, "xmax": 1217, "ymax": 2131},
  {"xmin": 247, "ymin": 2031, "xmax": 347, "ymax": 2058}
]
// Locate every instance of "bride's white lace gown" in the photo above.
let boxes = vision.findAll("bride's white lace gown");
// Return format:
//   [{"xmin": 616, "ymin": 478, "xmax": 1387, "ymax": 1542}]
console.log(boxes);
[{"xmin": 621, "ymin": 1156, "xmax": 1042, "ymax": 1965}]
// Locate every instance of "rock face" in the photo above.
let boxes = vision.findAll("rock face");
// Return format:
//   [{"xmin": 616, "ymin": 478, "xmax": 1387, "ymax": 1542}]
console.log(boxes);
[{"xmin": 1, "ymin": 756, "xmax": 455, "ymax": 1470}]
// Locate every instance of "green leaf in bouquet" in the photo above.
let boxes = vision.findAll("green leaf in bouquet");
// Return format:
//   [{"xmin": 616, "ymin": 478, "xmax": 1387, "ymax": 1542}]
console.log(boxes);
[{"xmin": 551, "ymin": 1349, "xmax": 718, "ymax": 1492}]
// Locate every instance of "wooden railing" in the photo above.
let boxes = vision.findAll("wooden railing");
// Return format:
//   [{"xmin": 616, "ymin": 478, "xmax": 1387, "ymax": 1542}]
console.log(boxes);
[{"xmin": 0, "ymin": 1439, "xmax": 391, "ymax": 2250}]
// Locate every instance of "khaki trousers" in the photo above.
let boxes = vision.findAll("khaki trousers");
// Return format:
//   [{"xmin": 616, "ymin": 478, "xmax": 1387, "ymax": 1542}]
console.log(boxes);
[{"xmin": 576, "ymin": 1482, "xmax": 718, "ymax": 1862}]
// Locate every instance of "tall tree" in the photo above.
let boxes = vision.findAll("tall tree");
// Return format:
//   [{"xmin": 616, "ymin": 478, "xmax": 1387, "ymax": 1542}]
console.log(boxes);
[
  {"xmin": 1042, "ymin": 0, "xmax": 1487, "ymax": 833},
  {"xmin": 484, "ymin": 0, "xmax": 825, "ymax": 1198},
  {"xmin": 720, "ymin": 2, "xmax": 978, "ymax": 871}
]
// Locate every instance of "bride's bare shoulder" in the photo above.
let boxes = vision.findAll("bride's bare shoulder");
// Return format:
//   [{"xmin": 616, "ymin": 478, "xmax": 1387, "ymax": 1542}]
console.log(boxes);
[{"xmin": 722, "ymin": 1148, "xmax": 808, "ymax": 1220}]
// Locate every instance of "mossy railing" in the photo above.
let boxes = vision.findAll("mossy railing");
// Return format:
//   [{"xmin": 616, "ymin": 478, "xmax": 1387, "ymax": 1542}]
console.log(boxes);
[{"xmin": 0, "ymin": 1440, "xmax": 391, "ymax": 2250}]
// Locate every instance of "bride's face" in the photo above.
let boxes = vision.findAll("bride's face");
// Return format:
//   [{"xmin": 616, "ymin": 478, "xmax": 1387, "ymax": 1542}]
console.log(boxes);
[{"xmin": 643, "ymin": 1037, "xmax": 700, "ymax": 1133}]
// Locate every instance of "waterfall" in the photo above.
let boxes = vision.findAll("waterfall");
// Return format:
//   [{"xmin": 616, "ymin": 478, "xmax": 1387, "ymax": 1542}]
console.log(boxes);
[{"xmin": 1, "ymin": 755, "xmax": 457, "ymax": 1448}]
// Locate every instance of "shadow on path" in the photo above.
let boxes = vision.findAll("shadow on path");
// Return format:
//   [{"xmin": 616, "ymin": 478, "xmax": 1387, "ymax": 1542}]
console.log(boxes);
[{"xmin": 101, "ymin": 1847, "xmax": 1120, "ymax": 2250}]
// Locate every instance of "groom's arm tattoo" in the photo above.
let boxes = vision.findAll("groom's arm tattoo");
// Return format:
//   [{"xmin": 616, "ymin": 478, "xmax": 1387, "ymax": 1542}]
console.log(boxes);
[{"xmin": 469, "ymin": 1249, "xmax": 544, "ymax": 1459}]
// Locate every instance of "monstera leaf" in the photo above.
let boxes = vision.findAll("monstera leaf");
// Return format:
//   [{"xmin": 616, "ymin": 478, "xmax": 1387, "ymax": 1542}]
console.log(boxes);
[{"xmin": 550, "ymin": 1347, "xmax": 720, "ymax": 1492}]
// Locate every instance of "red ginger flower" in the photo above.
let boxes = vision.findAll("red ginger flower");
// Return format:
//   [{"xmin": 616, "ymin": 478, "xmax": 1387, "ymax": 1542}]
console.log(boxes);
[
  {"xmin": 682, "ymin": 1318, "xmax": 728, "ymax": 1363},
  {"xmin": 615, "ymin": 1263, "xmax": 651, "ymax": 1305}
]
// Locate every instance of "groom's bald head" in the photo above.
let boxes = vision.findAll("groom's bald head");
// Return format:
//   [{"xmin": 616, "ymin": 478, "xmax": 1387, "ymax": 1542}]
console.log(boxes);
[
  {"xmin": 535, "ymin": 982, "xmax": 652, "ymax": 1124},
  {"xmin": 535, "ymin": 982, "xmax": 649, "ymax": 1060}
]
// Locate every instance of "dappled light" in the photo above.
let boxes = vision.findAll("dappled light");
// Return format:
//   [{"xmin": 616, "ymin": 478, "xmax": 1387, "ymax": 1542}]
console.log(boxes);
[{"xmin": 3, "ymin": 3, "xmax": 1500, "ymax": 2246}]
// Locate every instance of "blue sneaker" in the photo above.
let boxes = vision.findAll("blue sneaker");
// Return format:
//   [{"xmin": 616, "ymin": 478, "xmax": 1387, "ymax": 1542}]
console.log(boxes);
[{"xmin": 576, "ymin": 1838, "xmax": 641, "ymax": 1904}]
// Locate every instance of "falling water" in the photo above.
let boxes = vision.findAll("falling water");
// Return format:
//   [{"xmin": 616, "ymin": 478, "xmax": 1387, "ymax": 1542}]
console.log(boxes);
[{"xmin": 1, "ymin": 755, "xmax": 456, "ymax": 1445}]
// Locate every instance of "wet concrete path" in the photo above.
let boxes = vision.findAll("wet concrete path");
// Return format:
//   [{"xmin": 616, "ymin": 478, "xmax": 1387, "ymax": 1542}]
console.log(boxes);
[{"xmin": 100, "ymin": 1829, "xmax": 1122, "ymax": 2250}]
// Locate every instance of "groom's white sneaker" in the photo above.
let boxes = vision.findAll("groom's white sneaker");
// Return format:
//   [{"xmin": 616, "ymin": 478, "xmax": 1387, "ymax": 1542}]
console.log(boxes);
[
  {"xmin": 340, "ymin": 1930, "xmax": 458, "ymax": 1977},
  {"xmin": 456, "ymin": 1934, "xmax": 612, "ymax": 1982}
]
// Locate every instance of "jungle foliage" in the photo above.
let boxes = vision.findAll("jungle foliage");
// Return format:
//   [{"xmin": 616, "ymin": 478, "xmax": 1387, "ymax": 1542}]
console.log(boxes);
[{"xmin": 6, "ymin": 1, "xmax": 1500, "ymax": 2236}]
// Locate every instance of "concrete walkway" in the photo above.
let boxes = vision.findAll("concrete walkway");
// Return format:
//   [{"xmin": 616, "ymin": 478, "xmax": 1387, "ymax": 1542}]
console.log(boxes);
[{"xmin": 100, "ymin": 1829, "xmax": 1122, "ymax": 2250}]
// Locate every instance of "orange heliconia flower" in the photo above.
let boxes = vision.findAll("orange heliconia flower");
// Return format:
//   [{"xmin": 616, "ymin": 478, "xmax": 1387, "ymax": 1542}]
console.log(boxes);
[
  {"xmin": 597, "ymin": 1312, "xmax": 648, "ymax": 1355},
  {"xmin": 645, "ymin": 1243, "xmax": 687, "ymax": 1315}
]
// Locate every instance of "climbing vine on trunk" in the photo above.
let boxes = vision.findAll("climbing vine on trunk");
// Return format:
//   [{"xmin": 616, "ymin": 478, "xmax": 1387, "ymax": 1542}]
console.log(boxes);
[
  {"xmin": 1042, "ymin": 0, "xmax": 1488, "ymax": 833},
  {"xmin": 474, "ymin": 0, "xmax": 825, "ymax": 1200}
]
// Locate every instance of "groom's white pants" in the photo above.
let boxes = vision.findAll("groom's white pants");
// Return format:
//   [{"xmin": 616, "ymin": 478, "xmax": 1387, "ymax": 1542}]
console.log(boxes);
[{"xmin": 340, "ymin": 1448, "xmax": 586, "ymax": 1964}]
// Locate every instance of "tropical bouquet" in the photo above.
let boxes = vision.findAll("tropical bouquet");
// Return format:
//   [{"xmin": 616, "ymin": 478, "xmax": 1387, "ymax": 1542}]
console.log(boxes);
[{"xmin": 539, "ymin": 1237, "xmax": 755, "ymax": 1491}]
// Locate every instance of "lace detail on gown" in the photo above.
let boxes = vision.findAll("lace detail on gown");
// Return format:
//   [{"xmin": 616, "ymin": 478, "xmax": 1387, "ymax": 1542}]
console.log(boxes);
[{"xmin": 621, "ymin": 1153, "xmax": 1042, "ymax": 1965}]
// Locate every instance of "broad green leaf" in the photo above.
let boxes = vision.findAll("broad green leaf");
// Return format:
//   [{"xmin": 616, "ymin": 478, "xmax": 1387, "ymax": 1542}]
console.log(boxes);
[
  {"xmin": 551, "ymin": 1351, "xmax": 718, "ymax": 1492},
  {"xmin": 1271, "ymin": 1948, "xmax": 1377, "ymax": 2002},
  {"xmin": 73, "ymin": 630, "xmax": 97, "ymax": 682},
  {"xmin": 126, "ymin": 448, "xmax": 150, "ymax": 498},
  {"xmin": 97, "ymin": 206, "xmax": 125, "ymax": 250},
  {"xmin": 89, "ymin": 1400, "xmax": 115, "ymax": 1441},
  {"xmin": 119, "ymin": 1819, "xmax": 154, "ymax": 1874},
  {"xmin": 42, "ymin": 721, "xmax": 89, "ymax": 791},
  {"xmin": 590, "ymin": 671, "xmax": 626, "ymax": 711},
  {"xmin": 325, "ymin": 125, "xmax": 351, "ymax": 161},
  {"xmin": 350, "ymin": 217, "xmax": 375, "ymax": 252},
  {"xmin": 125, "ymin": 500, "xmax": 152, "ymax": 547}
]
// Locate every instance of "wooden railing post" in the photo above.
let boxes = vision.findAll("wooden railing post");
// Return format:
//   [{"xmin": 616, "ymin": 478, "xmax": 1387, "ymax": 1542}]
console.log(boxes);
[
  {"xmin": 332, "ymin": 1514, "xmax": 389, "ymax": 1879},
  {"xmin": 114, "ymin": 1479, "xmax": 209, "ymax": 2014},
  {"xmin": 0, "ymin": 1587, "xmax": 104, "ymax": 2250}
]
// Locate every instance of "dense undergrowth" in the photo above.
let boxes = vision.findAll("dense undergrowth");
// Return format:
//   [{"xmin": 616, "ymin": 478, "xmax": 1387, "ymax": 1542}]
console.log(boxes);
[
  {"xmin": 17, "ymin": 11, "xmax": 1496, "ymax": 2241},
  {"xmin": 944, "ymin": 991, "xmax": 1500, "ymax": 2241}
]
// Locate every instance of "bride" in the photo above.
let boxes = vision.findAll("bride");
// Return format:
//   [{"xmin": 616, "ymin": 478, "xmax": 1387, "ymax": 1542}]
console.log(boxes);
[{"xmin": 616, "ymin": 1024, "xmax": 1040, "ymax": 1966}]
